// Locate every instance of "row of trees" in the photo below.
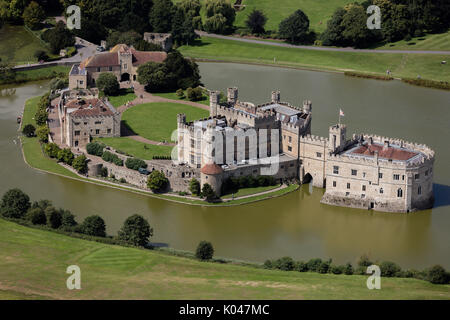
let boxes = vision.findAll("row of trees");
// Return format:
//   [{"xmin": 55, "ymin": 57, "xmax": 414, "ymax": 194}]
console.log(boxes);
[{"xmin": 264, "ymin": 254, "xmax": 450, "ymax": 285}]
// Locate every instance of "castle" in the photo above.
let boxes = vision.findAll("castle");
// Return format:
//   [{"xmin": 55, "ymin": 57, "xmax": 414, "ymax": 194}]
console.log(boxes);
[{"xmin": 176, "ymin": 87, "xmax": 435, "ymax": 213}]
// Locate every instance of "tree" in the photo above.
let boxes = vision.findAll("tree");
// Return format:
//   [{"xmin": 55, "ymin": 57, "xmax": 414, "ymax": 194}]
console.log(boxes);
[
  {"xmin": 36, "ymin": 125, "xmax": 50, "ymax": 143},
  {"xmin": 0, "ymin": 188, "xmax": 31, "ymax": 219},
  {"xmin": 0, "ymin": 59, "xmax": 16, "ymax": 82},
  {"xmin": 341, "ymin": 5, "xmax": 372, "ymax": 48},
  {"xmin": 195, "ymin": 240, "xmax": 214, "ymax": 260},
  {"xmin": 118, "ymin": 214, "xmax": 153, "ymax": 246},
  {"xmin": 31, "ymin": 199, "xmax": 52, "ymax": 210},
  {"xmin": 45, "ymin": 206, "xmax": 62, "ymax": 229},
  {"xmin": 201, "ymin": 183, "xmax": 217, "ymax": 202},
  {"xmin": 147, "ymin": 170, "xmax": 168, "ymax": 192},
  {"xmin": 72, "ymin": 154, "xmax": 88, "ymax": 174},
  {"xmin": 60, "ymin": 209, "xmax": 77, "ymax": 229},
  {"xmin": 278, "ymin": 9, "xmax": 310, "ymax": 44},
  {"xmin": 49, "ymin": 77, "xmax": 66, "ymax": 90},
  {"xmin": 96, "ymin": 73, "xmax": 119, "ymax": 96},
  {"xmin": 176, "ymin": 0, "xmax": 202, "ymax": 29},
  {"xmin": 86, "ymin": 142, "xmax": 104, "ymax": 157},
  {"xmin": 125, "ymin": 157, "xmax": 147, "ymax": 171},
  {"xmin": 35, "ymin": 109, "xmax": 48, "ymax": 126},
  {"xmin": 22, "ymin": 1, "xmax": 45, "ymax": 30},
  {"xmin": 380, "ymin": 261, "xmax": 401, "ymax": 277},
  {"xmin": 26, "ymin": 207, "xmax": 47, "ymax": 225},
  {"xmin": 275, "ymin": 256, "xmax": 295, "ymax": 271},
  {"xmin": 344, "ymin": 262, "xmax": 354, "ymax": 275},
  {"xmin": 57, "ymin": 148, "xmax": 74, "ymax": 165},
  {"xmin": 318, "ymin": 260, "xmax": 332, "ymax": 274},
  {"xmin": 204, "ymin": 0, "xmax": 235, "ymax": 34},
  {"xmin": 44, "ymin": 143, "xmax": 61, "ymax": 158},
  {"xmin": 321, "ymin": 7, "xmax": 347, "ymax": 46},
  {"xmin": 149, "ymin": 0, "xmax": 174, "ymax": 33},
  {"xmin": 246, "ymin": 9, "xmax": 267, "ymax": 35},
  {"xmin": 42, "ymin": 21, "xmax": 75, "ymax": 54},
  {"xmin": 186, "ymin": 86, "xmax": 203, "ymax": 101},
  {"xmin": 81, "ymin": 215, "xmax": 106, "ymax": 237},
  {"xmin": 22, "ymin": 124, "xmax": 35, "ymax": 137},
  {"xmin": 426, "ymin": 265, "xmax": 449, "ymax": 284},
  {"xmin": 306, "ymin": 258, "xmax": 322, "ymax": 272},
  {"xmin": 189, "ymin": 178, "xmax": 200, "ymax": 196},
  {"xmin": 171, "ymin": 6, "xmax": 197, "ymax": 45}
]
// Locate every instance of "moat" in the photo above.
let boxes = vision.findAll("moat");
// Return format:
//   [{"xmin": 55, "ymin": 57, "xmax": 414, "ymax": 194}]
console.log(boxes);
[{"xmin": 1, "ymin": 63, "xmax": 450, "ymax": 269}]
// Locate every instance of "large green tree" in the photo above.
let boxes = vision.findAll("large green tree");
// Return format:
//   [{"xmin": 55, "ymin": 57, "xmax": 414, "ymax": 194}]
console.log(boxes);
[
  {"xmin": 171, "ymin": 6, "xmax": 197, "ymax": 45},
  {"xmin": 245, "ymin": 9, "xmax": 267, "ymax": 35},
  {"xmin": 147, "ymin": 170, "xmax": 168, "ymax": 192},
  {"xmin": 118, "ymin": 214, "xmax": 153, "ymax": 246},
  {"xmin": 278, "ymin": 9, "xmax": 310, "ymax": 44},
  {"xmin": 341, "ymin": 5, "xmax": 373, "ymax": 48},
  {"xmin": 149, "ymin": 0, "xmax": 174, "ymax": 33},
  {"xmin": 72, "ymin": 154, "xmax": 87, "ymax": 173},
  {"xmin": 41, "ymin": 21, "xmax": 75, "ymax": 54},
  {"xmin": 96, "ymin": 72, "xmax": 119, "ymax": 95},
  {"xmin": 321, "ymin": 7, "xmax": 347, "ymax": 46},
  {"xmin": 81, "ymin": 215, "xmax": 106, "ymax": 237},
  {"xmin": 22, "ymin": 1, "xmax": 44, "ymax": 29},
  {"xmin": 204, "ymin": 0, "xmax": 235, "ymax": 34},
  {"xmin": 0, "ymin": 188, "xmax": 31, "ymax": 219}
]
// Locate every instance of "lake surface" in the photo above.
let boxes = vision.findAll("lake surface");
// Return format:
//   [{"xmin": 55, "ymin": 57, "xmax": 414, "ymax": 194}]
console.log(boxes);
[{"xmin": 1, "ymin": 63, "xmax": 449, "ymax": 269}]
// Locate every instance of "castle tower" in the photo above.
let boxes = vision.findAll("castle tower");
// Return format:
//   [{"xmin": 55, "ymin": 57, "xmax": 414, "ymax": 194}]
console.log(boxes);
[
  {"xmin": 227, "ymin": 87, "xmax": 238, "ymax": 105},
  {"xmin": 303, "ymin": 100, "xmax": 312, "ymax": 113},
  {"xmin": 328, "ymin": 124, "xmax": 347, "ymax": 152},
  {"xmin": 177, "ymin": 113, "xmax": 187, "ymax": 163},
  {"xmin": 209, "ymin": 90, "xmax": 220, "ymax": 117},
  {"xmin": 271, "ymin": 90, "xmax": 280, "ymax": 103}
]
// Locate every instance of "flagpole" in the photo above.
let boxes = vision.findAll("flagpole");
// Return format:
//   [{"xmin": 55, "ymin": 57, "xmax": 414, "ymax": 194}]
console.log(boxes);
[{"xmin": 338, "ymin": 109, "xmax": 341, "ymax": 126}]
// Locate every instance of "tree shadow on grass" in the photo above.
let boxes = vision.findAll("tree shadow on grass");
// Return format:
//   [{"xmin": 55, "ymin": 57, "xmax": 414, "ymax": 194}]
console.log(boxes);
[{"xmin": 120, "ymin": 120, "xmax": 136, "ymax": 137}]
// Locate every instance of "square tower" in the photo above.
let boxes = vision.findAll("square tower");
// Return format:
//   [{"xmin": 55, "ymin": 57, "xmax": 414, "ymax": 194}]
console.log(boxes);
[{"xmin": 329, "ymin": 124, "xmax": 347, "ymax": 152}]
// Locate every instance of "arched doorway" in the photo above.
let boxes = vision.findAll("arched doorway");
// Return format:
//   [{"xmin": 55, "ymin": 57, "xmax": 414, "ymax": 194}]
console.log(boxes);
[
  {"xmin": 121, "ymin": 73, "xmax": 130, "ymax": 82},
  {"xmin": 303, "ymin": 173, "xmax": 313, "ymax": 184}
]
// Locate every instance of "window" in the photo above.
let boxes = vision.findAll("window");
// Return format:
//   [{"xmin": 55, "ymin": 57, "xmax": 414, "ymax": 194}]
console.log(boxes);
[
  {"xmin": 363, "ymin": 172, "xmax": 366, "ymax": 178},
  {"xmin": 362, "ymin": 185, "xmax": 366, "ymax": 191},
  {"xmin": 333, "ymin": 181, "xmax": 336, "ymax": 187},
  {"xmin": 425, "ymin": 170, "xmax": 428, "ymax": 176},
  {"xmin": 74, "ymin": 130, "xmax": 80, "ymax": 136},
  {"xmin": 347, "ymin": 183, "xmax": 350, "ymax": 189},
  {"xmin": 393, "ymin": 174, "xmax": 400, "ymax": 180},
  {"xmin": 95, "ymin": 121, "xmax": 101, "ymax": 124},
  {"xmin": 418, "ymin": 186, "xmax": 422, "ymax": 195},
  {"xmin": 95, "ymin": 129, "xmax": 100, "ymax": 134},
  {"xmin": 190, "ymin": 155, "xmax": 194, "ymax": 163},
  {"xmin": 290, "ymin": 163, "xmax": 294, "ymax": 167},
  {"xmin": 288, "ymin": 136, "xmax": 292, "ymax": 143},
  {"xmin": 124, "ymin": 64, "xmax": 127, "ymax": 69},
  {"xmin": 79, "ymin": 80, "xmax": 83, "ymax": 85},
  {"xmin": 109, "ymin": 66, "xmax": 112, "ymax": 71},
  {"xmin": 397, "ymin": 188, "xmax": 403, "ymax": 197},
  {"xmin": 379, "ymin": 172, "xmax": 383, "ymax": 179},
  {"xmin": 415, "ymin": 173, "xmax": 420, "ymax": 180},
  {"xmin": 84, "ymin": 122, "xmax": 87, "ymax": 125},
  {"xmin": 345, "ymin": 192, "xmax": 350, "ymax": 196},
  {"xmin": 380, "ymin": 188, "xmax": 384, "ymax": 194},
  {"xmin": 107, "ymin": 129, "xmax": 111, "ymax": 134},
  {"xmin": 402, "ymin": 175, "xmax": 405, "ymax": 180},
  {"xmin": 316, "ymin": 152, "xmax": 322, "ymax": 158},
  {"xmin": 74, "ymin": 122, "xmax": 80, "ymax": 125},
  {"xmin": 190, "ymin": 139, "xmax": 195, "ymax": 148},
  {"xmin": 351, "ymin": 169, "xmax": 357, "ymax": 176},
  {"xmin": 283, "ymin": 135, "xmax": 286, "ymax": 140},
  {"xmin": 97, "ymin": 67, "xmax": 100, "ymax": 72},
  {"xmin": 333, "ymin": 166, "xmax": 339, "ymax": 174},
  {"xmin": 288, "ymin": 146, "xmax": 292, "ymax": 152},
  {"xmin": 74, "ymin": 140, "xmax": 78, "ymax": 147}
]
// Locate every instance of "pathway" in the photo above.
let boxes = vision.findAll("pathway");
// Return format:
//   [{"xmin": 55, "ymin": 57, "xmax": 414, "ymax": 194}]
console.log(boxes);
[{"xmin": 196, "ymin": 31, "xmax": 450, "ymax": 55}]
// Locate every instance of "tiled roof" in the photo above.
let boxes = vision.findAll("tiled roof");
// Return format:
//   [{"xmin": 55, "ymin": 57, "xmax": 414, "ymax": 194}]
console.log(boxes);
[
  {"xmin": 131, "ymin": 49, "xmax": 167, "ymax": 66},
  {"xmin": 82, "ymin": 52, "xmax": 119, "ymax": 68},
  {"xmin": 350, "ymin": 143, "xmax": 418, "ymax": 161},
  {"xmin": 201, "ymin": 163, "xmax": 223, "ymax": 175},
  {"xmin": 66, "ymin": 99, "xmax": 114, "ymax": 117}
]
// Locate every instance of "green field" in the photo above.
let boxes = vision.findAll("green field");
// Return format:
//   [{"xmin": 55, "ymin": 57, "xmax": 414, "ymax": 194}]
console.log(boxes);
[
  {"xmin": 0, "ymin": 25, "xmax": 52, "ymax": 64},
  {"xmin": 97, "ymin": 137, "xmax": 173, "ymax": 160},
  {"xmin": 235, "ymin": 0, "xmax": 355, "ymax": 33},
  {"xmin": 376, "ymin": 31, "xmax": 450, "ymax": 51},
  {"xmin": 107, "ymin": 89, "xmax": 137, "ymax": 108},
  {"xmin": 1, "ymin": 217, "xmax": 449, "ymax": 299},
  {"xmin": 122, "ymin": 102, "xmax": 209, "ymax": 142},
  {"xmin": 222, "ymin": 184, "xmax": 281, "ymax": 199},
  {"xmin": 153, "ymin": 90, "xmax": 210, "ymax": 106},
  {"xmin": 179, "ymin": 37, "xmax": 450, "ymax": 82}
]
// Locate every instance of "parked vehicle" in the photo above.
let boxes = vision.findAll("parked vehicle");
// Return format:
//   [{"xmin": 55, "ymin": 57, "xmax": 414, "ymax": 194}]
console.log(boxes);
[{"xmin": 138, "ymin": 168, "xmax": 150, "ymax": 175}]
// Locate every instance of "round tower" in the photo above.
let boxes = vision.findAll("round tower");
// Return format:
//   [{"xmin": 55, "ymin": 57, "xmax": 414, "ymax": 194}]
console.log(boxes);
[{"xmin": 200, "ymin": 163, "xmax": 223, "ymax": 196}]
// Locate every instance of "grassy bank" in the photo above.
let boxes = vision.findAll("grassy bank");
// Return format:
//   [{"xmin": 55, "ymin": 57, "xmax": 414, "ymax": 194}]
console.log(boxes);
[
  {"xmin": 1, "ymin": 65, "xmax": 70, "ymax": 86},
  {"xmin": 153, "ymin": 90, "xmax": 210, "ymax": 106},
  {"xmin": 179, "ymin": 37, "xmax": 450, "ymax": 82},
  {"xmin": 107, "ymin": 89, "xmax": 137, "ymax": 108},
  {"xmin": 97, "ymin": 137, "xmax": 173, "ymax": 160},
  {"xmin": 1, "ymin": 217, "xmax": 449, "ymax": 299},
  {"xmin": 375, "ymin": 31, "xmax": 450, "ymax": 51}
]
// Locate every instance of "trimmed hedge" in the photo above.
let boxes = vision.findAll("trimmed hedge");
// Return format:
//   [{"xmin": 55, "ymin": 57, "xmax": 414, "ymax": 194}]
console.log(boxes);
[
  {"xmin": 102, "ymin": 151, "xmax": 123, "ymax": 166},
  {"xmin": 401, "ymin": 78, "xmax": 450, "ymax": 90}
]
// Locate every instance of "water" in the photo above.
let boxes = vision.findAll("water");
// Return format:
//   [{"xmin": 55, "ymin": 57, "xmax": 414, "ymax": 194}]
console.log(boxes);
[{"xmin": 0, "ymin": 63, "xmax": 449, "ymax": 269}]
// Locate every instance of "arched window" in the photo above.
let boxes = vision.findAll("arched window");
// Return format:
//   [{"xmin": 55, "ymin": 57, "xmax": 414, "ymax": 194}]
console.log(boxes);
[
  {"xmin": 397, "ymin": 188, "xmax": 403, "ymax": 198},
  {"xmin": 418, "ymin": 186, "xmax": 422, "ymax": 195},
  {"xmin": 380, "ymin": 188, "xmax": 383, "ymax": 194}
]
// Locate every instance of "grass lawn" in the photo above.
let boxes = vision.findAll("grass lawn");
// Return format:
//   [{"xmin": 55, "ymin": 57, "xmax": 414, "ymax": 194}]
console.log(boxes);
[
  {"xmin": 14, "ymin": 65, "xmax": 70, "ymax": 82},
  {"xmin": 20, "ymin": 97, "xmax": 78, "ymax": 178},
  {"xmin": 375, "ymin": 31, "xmax": 450, "ymax": 51},
  {"xmin": 153, "ymin": 90, "xmax": 210, "ymax": 106},
  {"xmin": 97, "ymin": 137, "xmax": 173, "ymax": 160},
  {"xmin": 0, "ymin": 25, "xmax": 51, "ymax": 64},
  {"xmin": 222, "ymin": 184, "xmax": 281, "ymax": 199},
  {"xmin": 107, "ymin": 89, "xmax": 137, "ymax": 108},
  {"xmin": 122, "ymin": 102, "xmax": 209, "ymax": 142},
  {"xmin": 235, "ymin": 0, "xmax": 359, "ymax": 33},
  {"xmin": 1, "ymin": 217, "xmax": 449, "ymax": 299},
  {"xmin": 179, "ymin": 37, "xmax": 450, "ymax": 82}
]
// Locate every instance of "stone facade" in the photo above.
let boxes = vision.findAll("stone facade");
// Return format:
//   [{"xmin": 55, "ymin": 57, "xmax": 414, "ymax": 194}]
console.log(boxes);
[{"xmin": 143, "ymin": 33, "xmax": 173, "ymax": 52}]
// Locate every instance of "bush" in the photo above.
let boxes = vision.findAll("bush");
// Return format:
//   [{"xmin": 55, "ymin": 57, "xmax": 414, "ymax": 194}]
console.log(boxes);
[
  {"xmin": 44, "ymin": 143, "xmax": 61, "ymax": 158},
  {"xmin": 318, "ymin": 260, "xmax": 331, "ymax": 274},
  {"xmin": 35, "ymin": 109, "xmax": 48, "ymax": 126},
  {"xmin": 201, "ymin": 183, "xmax": 217, "ymax": 202},
  {"xmin": 189, "ymin": 178, "xmax": 201, "ymax": 196},
  {"xmin": 118, "ymin": 214, "xmax": 153, "ymax": 246},
  {"xmin": 102, "ymin": 151, "xmax": 123, "ymax": 166},
  {"xmin": 96, "ymin": 73, "xmax": 120, "ymax": 96},
  {"xmin": 0, "ymin": 188, "xmax": 31, "ymax": 219},
  {"xmin": 380, "ymin": 261, "xmax": 402, "ymax": 277},
  {"xmin": 296, "ymin": 261, "xmax": 308, "ymax": 272},
  {"xmin": 86, "ymin": 142, "xmax": 105, "ymax": 157},
  {"xmin": 22, "ymin": 124, "xmax": 36, "ymax": 137},
  {"xmin": 186, "ymin": 86, "xmax": 203, "ymax": 101},
  {"xmin": 81, "ymin": 215, "xmax": 106, "ymax": 237},
  {"xmin": 426, "ymin": 265, "xmax": 450, "ymax": 284},
  {"xmin": 357, "ymin": 254, "xmax": 373, "ymax": 267},
  {"xmin": 176, "ymin": 88, "xmax": 185, "ymax": 98},
  {"xmin": 34, "ymin": 50, "xmax": 49, "ymax": 62},
  {"xmin": 306, "ymin": 258, "xmax": 323, "ymax": 272},
  {"xmin": 275, "ymin": 256, "xmax": 295, "ymax": 271},
  {"xmin": 344, "ymin": 263, "xmax": 354, "ymax": 275},
  {"xmin": 263, "ymin": 259, "xmax": 274, "ymax": 269},
  {"xmin": 119, "ymin": 178, "xmax": 127, "ymax": 183},
  {"xmin": 60, "ymin": 209, "xmax": 77, "ymax": 229},
  {"xmin": 330, "ymin": 265, "xmax": 344, "ymax": 274},
  {"xmin": 57, "ymin": 148, "xmax": 74, "ymax": 165},
  {"xmin": 45, "ymin": 206, "xmax": 62, "ymax": 229},
  {"xmin": 147, "ymin": 170, "xmax": 169, "ymax": 192},
  {"xmin": 36, "ymin": 125, "xmax": 50, "ymax": 143},
  {"xmin": 125, "ymin": 157, "xmax": 147, "ymax": 170},
  {"xmin": 25, "ymin": 208, "xmax": 46, "ymax": 225},
  {"xmin": 195, "ymin": 241, "xmax": 214, "ymax": 261},
  {"xmin": 72, "ymin": 154, "xmax": 88, "ymax": 174}
]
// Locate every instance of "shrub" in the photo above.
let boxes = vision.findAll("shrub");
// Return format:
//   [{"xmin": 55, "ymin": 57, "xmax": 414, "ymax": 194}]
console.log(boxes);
[
  {"xmin": 147, "ymin": 170, "xmax": 169, "ymax": 192},
  {"xmin": 44, "ymin": 143, "xmax": 61, "ymax": 158},
  {"xmin": 263, "ymin": 259, "xmax": 274, "ymax": 269},
  {"xmin": 102, "ymin": 151, "xmax": 123, "ymax": 166},
  {"xmin": 176, "ymin": 88, "xmax": 185, "ymax": 98},
  {"xmin": 100, "ymin": 167, "xmax": 108, "ymax": 177},
  {"xmin": 49, "ymin": 77, "xmax": 67, "ymax": 90},
  {"xmin": 380, "ymin": 261, "xmax": 402, "ymax": 277},
  {"xmin": 425, "ymin": 265, "xmax": 450, "ymax": 284},
  {"xmin": 357, "ymin": 254, "xmax": 373, "ymax": 267},
  {"xmin": 35, "ymin": 109, "xmax": 48, "ymax": 126},
  {"xmin": 186, "ymin": 86, "xmax": 203, "ymax": 101},
  {"xmin": 296, "ymin": 261, "xmax": 308, "ymax": 272},
  {"xmin": 330, "ymin": 265, "xmax": 344, "ymax": 274},
  {"xmin": 22, "ymin": 124, "xmax": 36, "ymax": 137},
  {"xmin": 344, "ymin": 263, "xmax": 354, "ymax": 275},
  {"xmin": 307, "ymin": 258, "xmax": 323, "ymax": 272},
  {"xmin": 318, "ymin": 260, "xmax": 331, "ymax": 274},
  {"xmin": 125, "ymin": 157, "xmax": 147, "ymax": 170},
  {"xmin": 354, "ymin": 266, "xmax": 367, "ymax": 275},
  {"xmin": 189, "ymin": 178, "xmax": 201, "ymax": 196},
  {"xmin": 118, "ymin": 214, "xmax": 153, "ymax": 246},
  {"xmin": 57, "ymin": 148, "xmax": 74, "ymax": 165},
  {"xmin": 36, "ymin": 125, "xmax": 50, "ymax": 143},
  {"xmin": 119, "ymin": 178, "xmax": 127, "ymax": 183},
  {"xmin": 86, "ymin": 142, "xmax": 105, "ymax": 156},
  {"xmin": 275, "ymin": 257, "xmax": 295, "ymax": 271},
  {"xmin": 60, "ymin": 209, "xmax": 77, "ymax": 229},
  {"xmin": 0, "ymin": 188, "xmax": 31, "ymax": 219},
  {"xmin": 81, "ymin": 215, "xmax": 106, "ymax": 237},
  {"xmin": 195, "ymin": 241, "xmax": 214, "ymax": 261},
  {"xmin": 25, "ymin": 208, "xmax": 47, "ymax": 225},
  {"xmin": 45, "ymin": 206, "xmax": 62, "ymax": 229},
  {"xmin": 72, "ymin": 154, "xmax": 88, "ymax": 174},
  {"xmin": 201, "ymin": 183, "xmax": 217, "ymax": 202},
  {"xmin": 34, "ymin": 50, "xmax": 48, "ymax": 62}
]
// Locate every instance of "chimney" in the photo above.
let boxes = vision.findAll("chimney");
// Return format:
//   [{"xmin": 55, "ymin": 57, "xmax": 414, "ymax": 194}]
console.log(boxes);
[{"xmin": 383, "ymin": 140, "xmax": 390, "ymax": 151}]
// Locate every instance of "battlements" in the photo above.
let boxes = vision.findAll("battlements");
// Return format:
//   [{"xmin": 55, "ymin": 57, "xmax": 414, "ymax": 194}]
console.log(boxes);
[{"xmin": 301, "ymin": 134, "xmax": 328, "ymax": 145}]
